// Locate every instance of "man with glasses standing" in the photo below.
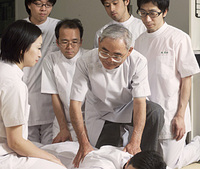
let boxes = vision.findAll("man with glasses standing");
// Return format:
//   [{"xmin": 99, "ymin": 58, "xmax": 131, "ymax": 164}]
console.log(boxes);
[
  {"xmin": 23, "ymin": 0, "xmax": 60, "ymax": 144},
  {"xmin": 134, "ymin": 0, "xmax": 200, "ymax": 168},
  {"xmin": 70, "ymin": 24, "xmax": 164, "ymax": 168},
  {"xmin": 41, "ymin": 19, "xmax": 87, "ymax": 144}
]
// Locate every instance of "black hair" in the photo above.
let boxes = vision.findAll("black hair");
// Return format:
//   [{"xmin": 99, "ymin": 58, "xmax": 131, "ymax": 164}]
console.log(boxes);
[
  {"xmin": 55, "ymin": 18, "xmax": 84, "ymax": 40},
  {"xmin": 128, "ymin": 151, "xmax": 167, "ymax": 169},
  {"xmin": 100, "ymin": 0, "xmax": 131, "ymax": 13},
  {"xmin": 137, "ymin": 0, "xmax": 169, "ymax": 13},
  {"xmin": 24, "ymin": 0, "xmax": 57, "ymax": 15},
  {"xmin": 0, "ymin": 20, "xmax": 42, "ymax": 64}
]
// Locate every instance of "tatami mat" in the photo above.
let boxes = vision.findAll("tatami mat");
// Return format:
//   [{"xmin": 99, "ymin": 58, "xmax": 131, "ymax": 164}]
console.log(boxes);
[{"xmin": 182, "ymin": 163, "xmax": 200, "ymax": 169}]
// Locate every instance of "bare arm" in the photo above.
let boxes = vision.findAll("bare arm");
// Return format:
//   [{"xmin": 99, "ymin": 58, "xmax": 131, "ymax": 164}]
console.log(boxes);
[
  {"xmin": 123, "ymin": 97, "xmax": 146, "ymax": 155},
  {"xmin": 51, "ymin": 94, "xmax": 72, "ymax": 143},
  {"xmin": 6, "ymin": 125, "xmax": 65, "ymax": 167},
  {"xmin": 70, "ymin": 100, "xmax": 93, "ymax": 168},
  {"xmin": 172, "ymin": 76, "xmax": 191, "ymax": 141}
]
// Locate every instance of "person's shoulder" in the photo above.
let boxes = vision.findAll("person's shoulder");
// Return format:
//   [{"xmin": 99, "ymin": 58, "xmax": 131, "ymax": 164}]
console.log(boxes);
[
  {"xmin": 81, "ymin": 48, "xmax": 97, "ymax": 58},
  {"xmin": 129, "ymin": 15, "xmax": 145, "ymax": 26},
  {"xmin": 80, "ymin": 48, "xmax": 90, "ymax": 55},
  {"xmin": 48, "ymin": 17, "xmax": 60, "ymax": 22},
  {"xmin": 131, "ymin": 15, "xmax": 143, "ymax": 23},
  {"xmin": 166, "ymin": 24, "xmax": 191, "ymax": 41},
  {"xmin": 0, "ymin": 62, "xmax": 16, "ymax": 79},
  {"xmin": 0, "ymin": 63, "xmax": 26, "ymax": 91},
  {"xmin": 78, "ymin": 48, "xmax": 98, "ymax": 63},
  {"xmin": 165, "ymin": 24, "xmax": 188, "ymax": 37},
  {"xmin": 129, "ymin": 49, "xmax": 147, "ymax": 63},
  {"xmin": 44, "ymin": 51, "xmax": 61, "ymax": 63},
  {"xmin": 46, "ymin": 17, "xmax": 60, "ymax": 25}
]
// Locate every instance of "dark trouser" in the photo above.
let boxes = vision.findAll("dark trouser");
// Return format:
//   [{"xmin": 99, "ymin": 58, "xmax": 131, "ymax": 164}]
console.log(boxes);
[{"xmin": 95, "ymin": 100, "xmax": 164, "ymax": 152}]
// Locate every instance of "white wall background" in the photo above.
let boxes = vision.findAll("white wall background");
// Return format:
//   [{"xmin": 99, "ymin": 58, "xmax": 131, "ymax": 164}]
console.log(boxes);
[{"xmin": 15, "ymin": 0, "xmax": 190, "ymax": 49}]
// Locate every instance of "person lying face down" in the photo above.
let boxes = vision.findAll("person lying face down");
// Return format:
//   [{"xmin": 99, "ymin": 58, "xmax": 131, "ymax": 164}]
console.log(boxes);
[{"xmin": 65, "ymin": 145, "xmax": 168, "ymax": 169}]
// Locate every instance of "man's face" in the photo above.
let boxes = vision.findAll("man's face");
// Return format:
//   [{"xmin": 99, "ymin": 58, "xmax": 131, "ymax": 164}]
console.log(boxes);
[
  {"xmin": 140, "ymin": 2, "xmax": 167, "ymax": 33},
  {"xmin": 57, "ymin": 27, "xmax": 82, "ymax": 59},
  {"xmin": 98, "ymin": 37, "xmax": 133, "ymax": 70},
  {"xmin": 28, "ymin": 0, "xmax": 53, "ymax": 25},
  {"xmin": 103, "ymin": 0, "xmax": 129, "ymax": 22}
]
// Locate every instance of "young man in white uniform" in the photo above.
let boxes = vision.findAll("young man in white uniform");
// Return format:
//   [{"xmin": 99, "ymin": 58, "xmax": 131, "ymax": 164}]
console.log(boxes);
[
  {"xmin": 23, "ymin": 0, "xmax": 60, "ymax": 144},
  {"xmin": 70, "ymin": 24, "xmax": 164, "ymax": 168},
  {"xmin": 41, "ymin": 19, "xmax": 87, "ymax": 143},
  {"xmin": 94, "ymin": 0, "xmax": 146, "ymax": 48},
  {"xmin": 134, "ymin": 0, "xmax": 200, "ymax": 168}
]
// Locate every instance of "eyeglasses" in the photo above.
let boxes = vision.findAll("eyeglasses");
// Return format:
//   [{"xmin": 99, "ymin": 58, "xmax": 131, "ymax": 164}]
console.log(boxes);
[
  {"xmin": 99, "ymin": 50, "xmax": 127, "ymax": 63},
  {"xmin": 137, "ymin": 9, "xmax": 162, "ymax": 18},
  {"xmin": 33, "ymin": 2, "xmax": 53, "ymax": 8},
  {"xmin": 58, "ymin": 41, "xmax": 80, "ymax": 48}
]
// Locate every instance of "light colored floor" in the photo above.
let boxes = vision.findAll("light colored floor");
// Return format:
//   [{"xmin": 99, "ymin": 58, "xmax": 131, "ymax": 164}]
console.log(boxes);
[{"xmin": 182, "ymin": 163, "xmax": 200, "ymax": 169}]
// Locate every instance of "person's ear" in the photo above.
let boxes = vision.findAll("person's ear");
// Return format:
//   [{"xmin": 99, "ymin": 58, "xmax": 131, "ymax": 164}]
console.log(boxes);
[
  {"xmin": 98, "ymin": 37, "xmax": 101, "ymax": 46},
  {"xmin": 80, "ymin": 39, "xmax": 83, "ymax": 46},
  {"xmin": 163, "ymin": 9, "xmax": 168, "ymax": 18},
  {"xmin": 56, "ymin": 39, "xmax": 59, "ymax": 47},
  {"xmin": 124, "ymin": 0, "xmax": 130, "ymax": 6},
  {"xmin": 128, "ymin": 47, "xmax": 133, "ymax": 55},
  {"xmin": 123, "ymin": 159, "xmax": 131, "ymax": 169},
  {"xmin": 28, "ymin": 3, "xmax": 31, "ymax": 10}
]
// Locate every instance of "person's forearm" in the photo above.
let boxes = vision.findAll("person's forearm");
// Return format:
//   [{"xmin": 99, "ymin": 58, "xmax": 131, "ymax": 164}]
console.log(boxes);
[
  {"xmin": 52, "ymin": 94, "xmax": 69, "ymax": 131},
  {"xmin": 70, "ymin": 100, "xmax": 89, "ymax": 145},
  {"xmin": 11, "ymin": 139, "xmax": 55, "ymax": 159},
  {"xmin": 176, "ymin": 76, "xmax": 191, "ymax": 118},
  {"xmin": 130, "ymin": 98, "xmax": 146, "ymax": 145}
]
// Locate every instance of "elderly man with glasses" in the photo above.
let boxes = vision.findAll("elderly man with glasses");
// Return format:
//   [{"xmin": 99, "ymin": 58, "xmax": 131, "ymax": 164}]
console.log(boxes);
[
  {"xmin": 23, "ymin": 0, "xmax": 60, "ymax": 145},
  {"xmin": 134, "ymin": 0, "xmax": 200, "ymax": 168},
  {"xmin": 41, "ymin": 19, "xmax": 88, "ymax": 144},
  {"xmin": 69, "ymin": 24, "xmax": 164, "ymax": 168}
]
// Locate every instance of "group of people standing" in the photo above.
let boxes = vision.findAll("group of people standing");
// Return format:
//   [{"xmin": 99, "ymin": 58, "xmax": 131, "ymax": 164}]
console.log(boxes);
[{"xmin": 0, "ymin": 0, "xmax": 200, "ymax": 169}]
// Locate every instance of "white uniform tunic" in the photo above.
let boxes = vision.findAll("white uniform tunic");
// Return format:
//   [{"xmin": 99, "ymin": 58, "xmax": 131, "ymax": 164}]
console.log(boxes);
[
  {"xmin": 23, "ymin": 17, "xmax": 60, "ymax": 126},
  {"xmin": 135, "ymin": 23, "xmax": 200, "ymax": 139},
  {"xmin": 0, "ymin": 62, "xmax": 65, "ymax": 169},
  {"xmin": 0, "ymin": 62, "xmax": 29, "ymax": 155},
  {"xmin": 94, "ymin": 15, "xmax": 146, "ymax": 48},
  {"xmin": 41, "ymin": 48, "xmax": 87, "ymax": 140},
  {"xmin": 70, "ymin": 48, "xmax": 150, "ymax": 146}
]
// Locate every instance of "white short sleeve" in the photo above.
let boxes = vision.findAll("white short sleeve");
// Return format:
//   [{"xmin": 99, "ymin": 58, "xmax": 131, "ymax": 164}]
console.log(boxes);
[
  {"xmin": 1, "ymin": 82, "xmax": 26, "ymax": 127},
  {"xmin": 176, "ymin": 34, "xmax": 200, "ymax": 78},
  {"xmin": 70, "ymin": 57, "xmax": 89, "ymax": 102},
  {"xmin": 41, "ymin": 54, "xmax": 58, "ymax": 94}
]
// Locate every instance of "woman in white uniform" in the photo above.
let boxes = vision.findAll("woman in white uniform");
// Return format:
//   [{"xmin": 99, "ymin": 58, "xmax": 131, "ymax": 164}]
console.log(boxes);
[{"xmin": 0, "ymin": 20, "xmax": 66, "ymax": 169}]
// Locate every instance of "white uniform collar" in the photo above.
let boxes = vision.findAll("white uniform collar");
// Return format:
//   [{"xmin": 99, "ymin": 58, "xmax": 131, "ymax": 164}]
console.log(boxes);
[
  {"xmin": 99, "ymin": 59, "xmax": 121, "ymax": 74},
  {"xmin": 146, "ymin": 22, "xmax": 168, "ymax": 37},
  {"xmin": 26, "ymin": 17, "xmax": 50, "ymax": 29},
  {"xmin": 112, "ymin": 15, "xmax": 134, "ymax": 26},
  {"xmin": 14, "ymin": 64, "xmax": 24, "ymax": 78},
  {"xmin": 60, "ymin": 48, "xmax": 82, "ymax": 65}
]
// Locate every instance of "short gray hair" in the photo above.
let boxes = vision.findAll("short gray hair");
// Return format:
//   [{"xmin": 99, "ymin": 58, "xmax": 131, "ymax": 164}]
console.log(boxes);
[{"xmin": 99, "ymin": 24, "xmax": 132, "ymax": 50}]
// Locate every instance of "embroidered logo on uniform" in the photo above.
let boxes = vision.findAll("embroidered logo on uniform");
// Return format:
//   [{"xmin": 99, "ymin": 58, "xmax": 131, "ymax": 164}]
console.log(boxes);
[{"xmin": 161, "ymin": 51, "xmax": 168, "ymax": 54}]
